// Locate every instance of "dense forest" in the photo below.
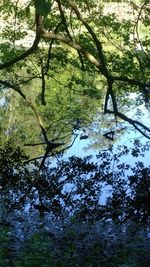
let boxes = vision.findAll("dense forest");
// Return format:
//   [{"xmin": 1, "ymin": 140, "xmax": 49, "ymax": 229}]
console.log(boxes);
[{"xmin": 0, "ymin": 0, "xmax": 150, "ymax": 266}]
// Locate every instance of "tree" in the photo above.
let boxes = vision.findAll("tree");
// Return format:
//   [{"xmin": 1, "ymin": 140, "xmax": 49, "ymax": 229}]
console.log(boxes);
[
  {"xmin": 1, "ymin": 2, "xmax": 150, "ymax": 265},
  {"xmin": 0, "ymin": 0, "xmax": 149, "ymax": 162}
]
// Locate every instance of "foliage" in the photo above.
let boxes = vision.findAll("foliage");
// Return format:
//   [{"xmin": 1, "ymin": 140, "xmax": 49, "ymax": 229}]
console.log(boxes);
[
  {"xmin": 1, "ymin": 221, "xmax": 147, "ymax": 267},
  {"xmin": 0, "ymin": 1, "xmax": 150, "ymax": 266},
  {"xmin": 0, "ymin": 121, "xmax": 150, "ymax": 266},
  {"xmin": 0, "ymin": 0, "xmax": 150, "ymax": 159}
]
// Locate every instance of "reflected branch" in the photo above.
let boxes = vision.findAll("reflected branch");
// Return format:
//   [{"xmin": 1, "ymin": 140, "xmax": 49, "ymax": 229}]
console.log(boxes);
[
  {"xmin": 105, "ymin": 109, "xmax": 150, "ymax": 139},
  {"xmin": 24, "ymin": 134, "xmax": 77, "ymax": 167},
  {"xmin": 0, "ymin": 79, "xmax": 49, "ymax": 143},
  {"xmin": 37, "ymin": 142, "xmax": 65, "ymax": 172}
]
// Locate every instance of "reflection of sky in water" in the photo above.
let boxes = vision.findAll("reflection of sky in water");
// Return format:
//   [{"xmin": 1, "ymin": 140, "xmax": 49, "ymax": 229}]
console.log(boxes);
[
  {"xmin": 24, "ymin": 96, "xmax": 150, "ymax": 211},
  {"xmin": 64, "ymin": 98, "xmax": 150, "ymax": 167},
  {"xmin": 64, "ymin": 134, "xmax": 149, "ymax": 164},
  {"xmin": 62, "ymin": 100, "xmax": 150, "ymax": 203},
  {"xmin": 64, "ymin": 131, "xmax": 149, "ymax": 204}
]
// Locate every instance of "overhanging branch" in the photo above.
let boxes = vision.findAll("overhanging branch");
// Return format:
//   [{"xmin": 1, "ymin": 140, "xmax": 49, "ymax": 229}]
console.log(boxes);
[
  {"xmin": 40, "ymin": 32, "xmax": 101, "ymax": 67},
  {"xmin": 0, "ymin": 12, "xmax": 43, "ymax": 70}
]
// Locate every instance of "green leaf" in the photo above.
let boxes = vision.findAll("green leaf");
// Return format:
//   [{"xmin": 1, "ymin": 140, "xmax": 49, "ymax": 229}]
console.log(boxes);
[{"xmin": 34, "ymin": 0, "xmax": 51, "ymax": 16}]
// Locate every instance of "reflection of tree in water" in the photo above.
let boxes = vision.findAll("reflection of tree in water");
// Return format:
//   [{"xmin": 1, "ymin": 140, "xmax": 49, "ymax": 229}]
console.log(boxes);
[
  {"xmin": 0, "ymin": 0, "xmax": 150, "ymax": 160},
  {"xmin": 0, "ymin": 141, "xmax": 150, "ymax": 223},
  {"xmin": 0, "ymin": 141, "xmax": 150, "ymax": 266},
  {"xmin": 0, "ymin": 67, "xmax": 103, "ymax": 159}
]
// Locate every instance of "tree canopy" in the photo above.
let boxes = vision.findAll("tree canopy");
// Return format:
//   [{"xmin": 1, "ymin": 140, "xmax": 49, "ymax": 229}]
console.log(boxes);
[
  {"xmin": 0, "ymin": 0, "xmax": 150, "ymax": 159},
  {"xmin": 0, "ymin": 1, "xmax": 150, "ymax": 266}
]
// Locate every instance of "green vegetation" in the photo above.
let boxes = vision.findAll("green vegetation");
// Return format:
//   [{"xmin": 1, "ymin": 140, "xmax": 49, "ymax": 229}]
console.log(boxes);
[
  {"xmin": 0, "ymin": 0, "xmax": 149, "ymax": 155},
  {"xmin": 0, "ymin": 1, "xmax": 150, "ymax": 266}
]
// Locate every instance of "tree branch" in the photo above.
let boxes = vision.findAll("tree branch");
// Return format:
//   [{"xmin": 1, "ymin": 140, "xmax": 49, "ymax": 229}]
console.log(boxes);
[
  {"xmin": 40, "ymin": 31, "xmax": 100, "ymax": 67},
  {"xmin": 65, "ymin": 0, "xmax": 108, "ymax": 76},
  {"xmin": 0, "ymin": 12, "xmax": 43, "ymax": 70},
  {"xmin": 56, "ymin": 0, "xmax": 84, "ymax": 70},
  {"xmin": 105, "ymin": 108, "xmax": 150, "ymax": 139},
  {"xmin": 113, "ymin": 76, "xmax": 150, "ymax": 88}
]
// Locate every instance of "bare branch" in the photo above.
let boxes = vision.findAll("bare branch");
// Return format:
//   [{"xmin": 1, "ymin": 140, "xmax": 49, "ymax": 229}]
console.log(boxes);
[{"xmin": 40, "ymin": 58, "xmax": 46, "ymax": 105}]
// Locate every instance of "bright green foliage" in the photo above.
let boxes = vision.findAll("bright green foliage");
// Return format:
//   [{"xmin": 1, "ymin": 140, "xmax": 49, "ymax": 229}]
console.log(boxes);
[{"xmin": 0, "ymin": 0, "xmax": 149, "ymax": 156}]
